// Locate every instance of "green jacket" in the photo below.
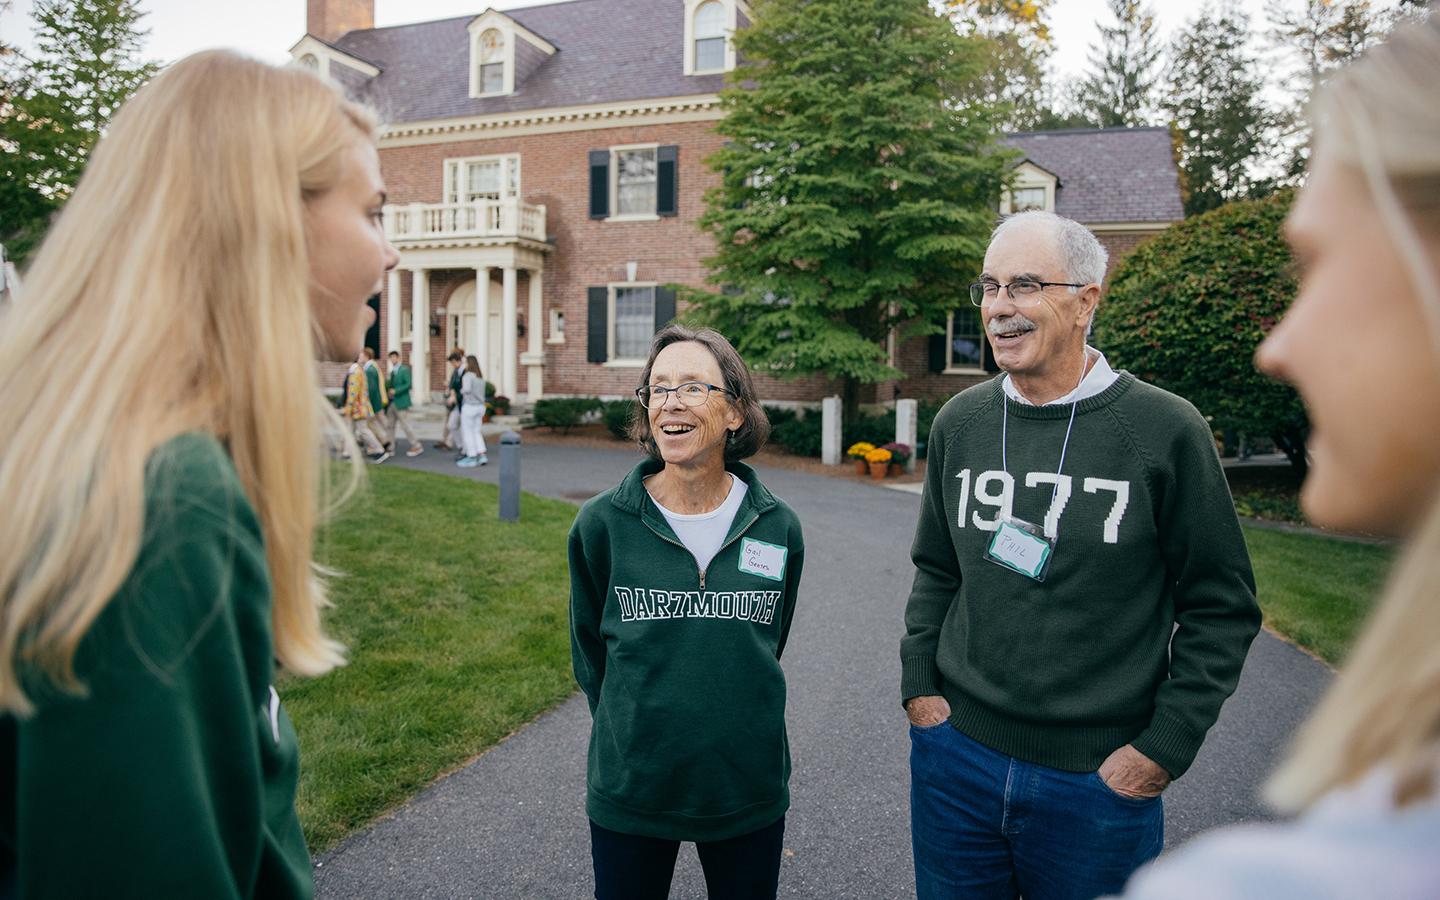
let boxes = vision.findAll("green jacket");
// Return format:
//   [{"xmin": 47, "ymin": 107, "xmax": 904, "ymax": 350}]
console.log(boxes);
[
  {"xmin": 364, "ymin": 362, "xmax": 387, "ymax": 411},
  {"xmin": 569, "ymin": 458, "xmax": 805, "ymax": 842},
  {"xmin": 1, "ymin": 434, "xmax": 312, "ymax": 898},
  {"xmin": 388, "ymin": 364, "xmax": 412, "ymax": 411}
]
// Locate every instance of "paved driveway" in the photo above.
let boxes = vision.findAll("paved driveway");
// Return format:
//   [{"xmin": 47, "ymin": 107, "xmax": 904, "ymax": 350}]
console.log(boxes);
[{"xmin": 313, "ymin": 442, "xmax": 1331, "ymax": 899}]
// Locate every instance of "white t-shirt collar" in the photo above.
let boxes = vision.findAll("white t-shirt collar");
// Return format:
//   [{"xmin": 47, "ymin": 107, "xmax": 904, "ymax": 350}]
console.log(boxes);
[{"xmin": 1002, "ymin": 346, "xmax": 1118, "ymax": 407}]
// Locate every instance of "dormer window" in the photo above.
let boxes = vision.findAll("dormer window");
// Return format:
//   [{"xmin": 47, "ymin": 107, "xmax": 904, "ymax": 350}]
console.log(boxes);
[
  {"xmin": 298, "ymin": 53, "xmax": 320, "ymax": 71},
  {"xmin": 478, "ymin": 29, "xmax": 505, "ymax": 95},
  {"xmin": 684, "ymin": 0, "xmax": 745, "ymax": 76},
  {"xmin": 694, "ymin": 2, "xmax": 726, "ymax": 73}
]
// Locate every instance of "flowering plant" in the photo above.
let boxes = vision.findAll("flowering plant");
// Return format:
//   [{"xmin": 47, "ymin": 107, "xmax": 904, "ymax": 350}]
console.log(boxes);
[
  {"xmin": 847, "ymin": 441, "xmax": 875, "ymax": 458},
  {"xmin": 881, "ymin": 441, "xmax": 912, "ymax": 463},
  {"xmin": 864, "ymin": 447, "xmax": 893, "ymax": 464}
]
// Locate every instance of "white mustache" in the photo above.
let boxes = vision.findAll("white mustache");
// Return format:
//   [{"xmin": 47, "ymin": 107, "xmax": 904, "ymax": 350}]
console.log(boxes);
[{"xmin": 988, "ymin": 315, "xmax": 1037, "ymax": 336}]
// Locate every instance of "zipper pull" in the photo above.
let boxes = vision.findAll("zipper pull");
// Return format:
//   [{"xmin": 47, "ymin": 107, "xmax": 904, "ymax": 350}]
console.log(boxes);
[{"xmin": 699, "ymin": 569, "xmax": 707, "ymax": 590}]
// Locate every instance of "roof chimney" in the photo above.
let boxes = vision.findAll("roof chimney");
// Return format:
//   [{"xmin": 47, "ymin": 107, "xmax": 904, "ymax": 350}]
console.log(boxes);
[{"xmin": 307, "ymin": 0, "xmax": 374, "ymax": 42}]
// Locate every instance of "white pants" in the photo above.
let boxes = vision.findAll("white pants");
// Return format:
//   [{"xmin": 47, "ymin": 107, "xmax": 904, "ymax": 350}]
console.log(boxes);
[
  {"xmin": 446, "ymin": 406, "xmax": 462, "ymax": 447},
  {"xmin": 460, "ymin": 406, "xmax": 487, "ymax": 459},
  {"xmin": 385, "ymin": 406, "xmax": 419, "ymax": 447}
]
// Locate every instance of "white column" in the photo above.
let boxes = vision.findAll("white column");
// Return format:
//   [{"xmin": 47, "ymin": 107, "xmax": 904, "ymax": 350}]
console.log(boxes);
[
  {"xmin": 523, "ymin": 269, "xmax": 544, "ymax": 402},
  {"xmin": 501, "ymin": 266, "xmax": 518, "ymax": 400},
  {"xmin": 386, "ymin": 268, "xmax": 402, "ymax": 356},
  {"xmin": 410, "ymin": 268, "xmax": 429, "ymax": 405},
  {"xmin": 821, "ymin": 396, "xmax": 843, "ymax": 466},
  {"xmin": 896, "ymin": 398, "xmax": 918, "ymax": 473},
  {"xmin": 474, "ymin": 267, "xmax": 491, "ymax": 381}
]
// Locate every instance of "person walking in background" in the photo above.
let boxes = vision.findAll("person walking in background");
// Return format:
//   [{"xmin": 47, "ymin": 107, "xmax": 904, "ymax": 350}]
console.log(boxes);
[
  {"xmin": 569, "ymin": 325, "xmax": 805, "ymax": 900},
  {"xmin": 342, "ymin": 350, "xmax": 387, "ymax": 462},
  {"xmin": 384, "ymin": 349, "xmax": 423, "ymax": 457},
  {"xmin": 438, "ymin": 348, "xmax": 465, "ymax": 453},
  {"xmin": 457, "ymin": 355, "xmax": 488, "ymax": 468},
  {"xmin": 1120, "ymin": 21, "xmax": 1440, "ymax": 898},
  {"xmin": 0, "ymin": 49, "xmax": 398, "ymax": 897},
  {"xmin": 361, "ymin": 346, "xmax": 391, "ymax": 460},
  {"xmin": 901, "ymin": 210, "xmax": 1260, "ymax": 899}
]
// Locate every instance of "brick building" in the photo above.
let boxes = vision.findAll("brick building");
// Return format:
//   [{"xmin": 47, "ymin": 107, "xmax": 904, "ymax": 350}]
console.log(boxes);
[{"xmin": 294, "ymin": 0, "xmax": 1183, "ymax": 407}]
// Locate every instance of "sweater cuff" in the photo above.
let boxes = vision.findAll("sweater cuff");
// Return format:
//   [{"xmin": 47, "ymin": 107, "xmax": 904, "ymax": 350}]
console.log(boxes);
[
  {"xmin": 1131, "ymin": 709, "xmax": 1203, "ymax": 780},
  {"xmin": 900, "ymin": 656, "xmax": 941, "ymax": 707}
]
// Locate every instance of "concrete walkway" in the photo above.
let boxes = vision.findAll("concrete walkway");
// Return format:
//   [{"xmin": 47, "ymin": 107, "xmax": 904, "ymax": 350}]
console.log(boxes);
[{"xmin": 313, "ymin": 442, "xmax": 1333, "ymax": 900}]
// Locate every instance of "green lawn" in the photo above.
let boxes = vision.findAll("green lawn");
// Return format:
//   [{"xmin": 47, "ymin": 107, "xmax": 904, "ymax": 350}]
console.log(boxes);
[
  {"xmin": 281, "ymin": 466, "xmax": 579, "ymax": 852},
  {"xmin": 1242, "ymin": 524, "xmax": 1395, "ymax": 666}
]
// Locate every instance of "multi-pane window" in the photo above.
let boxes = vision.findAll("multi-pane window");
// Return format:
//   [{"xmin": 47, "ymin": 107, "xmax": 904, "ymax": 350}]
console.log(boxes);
[
  {"xmin": 949, "ymin": 307, "xmax": 990, "ymax": 371},
  {"xmin": 1010, "ymin": 186, "xmax": 1047, "ymax": 212},
  {"xmin": 613, "ymin": 286, "xmax": 656, "ymax": 359},
  {"xmin": 479, "ymin": 29, "xmax": 505, "ymax": 94},
  {"xmin": 615, "ymin": 148, "xmax": 658, "ymax": 216},
  {"xmin": 444, "ymin": 155, "xmax": 520, "ymax": 204},
  {"xmin": 694, "ymin": 2, "xmax": 726, "ymax": 72}
]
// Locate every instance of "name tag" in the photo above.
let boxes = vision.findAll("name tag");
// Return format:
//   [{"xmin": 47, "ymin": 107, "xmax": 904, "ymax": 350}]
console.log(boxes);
[
  {"xmin": 986, "ymin": 517, "xmax": 1053, "ymax": 581},
  {"xmin": 738, "ymin": 538, "xmax": 787, "ymax": 582}
]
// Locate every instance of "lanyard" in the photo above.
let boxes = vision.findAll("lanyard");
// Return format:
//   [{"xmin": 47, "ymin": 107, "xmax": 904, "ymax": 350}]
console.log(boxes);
[{"xmin": 1001, "ymin": 351, "xmax": 1091, "ymax": 502}]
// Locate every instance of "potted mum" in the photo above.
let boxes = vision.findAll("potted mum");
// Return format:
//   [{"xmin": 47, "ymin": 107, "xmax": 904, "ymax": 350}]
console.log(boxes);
[
  {"xmin": 847, "ymin": 442, "xmax": 875, "ymax": 475},
  {"xmin": 881, "ymin": 442, "xmax": 912, "ymax": 476},
  {"xmin": 864, "ymin": 446, "xmax": 893, "ymax": 480}
]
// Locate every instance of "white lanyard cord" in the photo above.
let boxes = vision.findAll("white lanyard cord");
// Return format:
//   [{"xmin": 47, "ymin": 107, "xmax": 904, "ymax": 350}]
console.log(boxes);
[{"xmin": 1002, "ymin": 352, "xmax": 1091, "ymax": 500}]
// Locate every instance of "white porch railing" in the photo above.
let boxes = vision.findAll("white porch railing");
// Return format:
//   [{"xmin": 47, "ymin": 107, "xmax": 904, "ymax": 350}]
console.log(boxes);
[{"xmin": 384, "ymin": 199, "xmax": 547, "ymax": 243}]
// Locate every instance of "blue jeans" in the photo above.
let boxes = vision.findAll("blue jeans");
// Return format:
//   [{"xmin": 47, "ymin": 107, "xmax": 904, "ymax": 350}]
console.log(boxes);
[
  {"xmin": 589, "ymin": 816, "xmax": 785, "ymax": 900},
  {"xmin": 910, "ymin": 721, "xmax": 1163, "ymax": 900}
]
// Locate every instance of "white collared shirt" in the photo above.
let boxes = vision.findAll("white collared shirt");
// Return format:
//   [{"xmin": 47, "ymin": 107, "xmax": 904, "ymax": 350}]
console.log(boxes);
[{"xmin": 1003, "ymin": 346, "xmax": 1119, "ymax": 407}]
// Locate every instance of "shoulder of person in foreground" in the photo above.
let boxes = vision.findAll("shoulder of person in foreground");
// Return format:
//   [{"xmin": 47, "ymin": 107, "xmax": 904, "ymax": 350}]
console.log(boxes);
[
  {"xmin": 1117, "ymin": 769, "xmax": 1440, "ymax": 900},
  {"xmin": 1110, "ymin": 375, "xmax": 1218, "ymax": 449}
]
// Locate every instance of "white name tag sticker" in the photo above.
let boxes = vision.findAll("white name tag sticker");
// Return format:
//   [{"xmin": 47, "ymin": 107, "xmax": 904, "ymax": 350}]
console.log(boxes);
[
  {"xmin": 738, "ymin": 538, "xmax": 787, "ymax": 582},
  {"xmin": 986, "ymin": 519, "xmax": 1052, "ymax": 581}
]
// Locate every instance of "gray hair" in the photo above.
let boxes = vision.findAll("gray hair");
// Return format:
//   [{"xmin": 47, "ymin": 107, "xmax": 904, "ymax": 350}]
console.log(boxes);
[{"xmin": 991, "ymin": 210, "xmax": 1108, "ymax": 288}]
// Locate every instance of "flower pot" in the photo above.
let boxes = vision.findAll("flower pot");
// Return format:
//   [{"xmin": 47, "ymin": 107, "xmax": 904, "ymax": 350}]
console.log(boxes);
[
  {"xmin": 854, "ymin": 459, "xmax": 867, "ymax": 475},
  {"xmin": 868, "ymin": 461, "xmax": 889, "ymax": 480},
  {"xmin": 889, "ymin": 462, "xmax": 902, "ymax": 477}
]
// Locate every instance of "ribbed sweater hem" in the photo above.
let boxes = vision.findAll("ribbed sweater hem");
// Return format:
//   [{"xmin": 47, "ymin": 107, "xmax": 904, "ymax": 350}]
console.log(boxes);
[
  {"xmin": 944, "ymin": 691, "xmax": 1146, "ymax": 774},
  {"xmin": 587, "ymin": 788, "xmax": 789, "ymax": 843}
]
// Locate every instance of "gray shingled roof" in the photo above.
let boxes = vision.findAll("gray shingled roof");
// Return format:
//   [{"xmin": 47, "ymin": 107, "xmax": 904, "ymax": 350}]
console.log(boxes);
[
  {"xmin": 332, "ymin": 0, "xmax": 723, "ymax": 124},
  {"xmin": 1004, "ymin": 127, "xmax": 1183, "ymax": 223}
]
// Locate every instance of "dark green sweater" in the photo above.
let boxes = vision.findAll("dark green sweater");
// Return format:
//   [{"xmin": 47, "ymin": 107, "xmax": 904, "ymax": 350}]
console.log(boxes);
[
  {"xmin": 1, "ymin": 434, "xmax": 312, "ymax": 898},
  {"xmin": 569, "ymin": 458, "xmax": 805, "ymax": 842},
  {"xmin": 901, "ymin": 373, "xmax": 1260, "ymax": 779}
]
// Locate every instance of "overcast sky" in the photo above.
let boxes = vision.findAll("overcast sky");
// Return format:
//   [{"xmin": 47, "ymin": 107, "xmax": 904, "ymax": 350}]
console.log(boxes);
[{"xmin": 1, "ymin": 0, "xmax": 1406, "ymax": 87}]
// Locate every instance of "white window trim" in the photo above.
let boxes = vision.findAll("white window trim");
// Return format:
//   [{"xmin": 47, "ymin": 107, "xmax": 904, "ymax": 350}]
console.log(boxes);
[
  {"xmin": 466, "ymin": 11, "xmax": 558, "ymax": 100},
  {"xmin": 547, "ymin": 308, "xmax": 565, "ymax": 345},
  {"xmin": 943, "ymin": 311, "xmax": 990, "ymax": 375},
  {"xmin": 1001, "ymin": 162, "xmax": 1058, "ymax": 215},
  {"xmin": 442, "ymin": 153, "xmax": 522, "ymax": 204},
  {"xmin": 608, "ymin": 143, "xmax": 661, "ymax": 221},
  {"xmin": 683, "ymin": 0, "xmax": 747, "ymax": 75},
  {"xmin": 288, "ymin": 35, "xmax": 381, "ymax": 81},
  {"xmin": 606, "ymin": 282, "xmax": 659, "ymax": 366}
]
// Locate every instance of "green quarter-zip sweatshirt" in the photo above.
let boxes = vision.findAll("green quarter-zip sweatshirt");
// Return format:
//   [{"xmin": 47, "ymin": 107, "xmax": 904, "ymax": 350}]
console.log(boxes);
[
  {"xmin": 901, "ymin": 373, "xmax": 1261, "ymax": 779},
  {"xmin": 1, "ymin": 433, "xmax": 312, "ymax": 898},
  {"xmin": 569, "ymin": 458, "xmax": 805, "ymax": 842}
]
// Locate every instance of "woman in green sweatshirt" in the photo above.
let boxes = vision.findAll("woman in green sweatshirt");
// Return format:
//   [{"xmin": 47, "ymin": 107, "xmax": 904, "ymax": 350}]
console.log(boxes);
[
  {"xmin": 570, "ymin": 325, "xmax": 805, "ymax": 900},
  {"xmin": 0, "ymin": 52, "xmax": 398, "ymax": 898}
]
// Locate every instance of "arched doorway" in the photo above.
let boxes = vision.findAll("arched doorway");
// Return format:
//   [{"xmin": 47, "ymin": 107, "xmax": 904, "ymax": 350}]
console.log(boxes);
[{"xmin": 445, "ymin": 277, "xmax": 504, "ymax": 389}]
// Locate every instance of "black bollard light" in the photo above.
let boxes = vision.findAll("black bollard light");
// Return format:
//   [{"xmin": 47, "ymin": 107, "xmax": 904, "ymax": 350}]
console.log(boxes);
[{"xmin": 499, "ymin": 430, "xmax": 521, "ymax": 522}]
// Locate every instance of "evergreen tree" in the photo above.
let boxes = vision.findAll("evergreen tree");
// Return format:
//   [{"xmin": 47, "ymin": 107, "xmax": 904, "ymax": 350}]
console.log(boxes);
[
  {"xmin": 0, "ymin": 0, "xmax": 157, "ymax": 266},
  {"xmin": 1075, "ymin": 0, "xmax": 1163, "ymax": 128},
  {"xmin": 945, "ymin": 0, "xmax": 1058, "ymax": 131},
  {"xmin": 685, "ymin": 0, "xmax": 1012, "ymax": 419},
  {"xmin": 1163, "ymin": 3, "xmax": 1276, "ymax": 216}
]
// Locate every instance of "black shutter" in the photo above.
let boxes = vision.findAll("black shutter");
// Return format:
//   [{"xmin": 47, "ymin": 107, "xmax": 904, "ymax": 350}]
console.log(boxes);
[
  {"xmin": 587, "ymin": 287, "xmax": 608, "ymax": 363},
  {"xmin": 656, "ymin": 145, "xmax": 679, "ymax": 217},
  {"xmin": 654, "ymin": 287, "xmax": 677, "ymax": 331},
  {"xmin": 588, "ymin": 150, "xmax": 610, "ymax": 219},
  {"xmin": 929, "ymin": 326, "xmax": 948, "ymax": 373}
]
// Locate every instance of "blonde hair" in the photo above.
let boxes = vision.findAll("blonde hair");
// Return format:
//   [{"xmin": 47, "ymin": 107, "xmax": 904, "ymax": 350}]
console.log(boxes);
[
  {"xmin": 1267, "ymin": 20, "xmax": 1440, "ymax": 813},
  {"xmin": 0, "ymin": 50, "xmax": 375, "ymax": 714}
]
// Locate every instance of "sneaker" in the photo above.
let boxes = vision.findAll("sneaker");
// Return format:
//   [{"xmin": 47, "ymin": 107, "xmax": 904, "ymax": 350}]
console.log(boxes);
[
  {"xmin": 477, "ymin": 454, "xmax": 488, "ymax": 466},
  {"xmin": 369, "ymin": 450, "xmax": 392, "ymax": 464},
  {"xmin": 457, "ymin": 456, "xmax": 479, "ymax": 468},
  {"xmin": 406, "ymin": 445, "xmax": 424, "ymax": 457}
]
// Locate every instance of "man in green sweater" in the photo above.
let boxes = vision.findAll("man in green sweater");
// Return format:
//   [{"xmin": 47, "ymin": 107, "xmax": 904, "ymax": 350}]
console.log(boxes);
[
  {"xmin": 384, "ymin": 349, "xmax": 423, "ymax": 457},
  {"xmin": 901, "ymin": 210, "xmax": 1260, "ymax": 899}
]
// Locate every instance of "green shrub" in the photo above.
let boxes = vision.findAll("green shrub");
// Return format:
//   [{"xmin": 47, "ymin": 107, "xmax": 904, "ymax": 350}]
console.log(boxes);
[
  {"xmin": 769, "ymin": 411, "xmax": 824, "ymax": 457},
  {"xmin": 1093, "ymin": 190, "xmax": 1308, "ymax": 471},
  {"xmin": 532, "ymin": 397, "xmax": 603, "ymax": 434},
  {"xmin": 602, "ymin": 400, "xmax": 637, "ymax": 441}
]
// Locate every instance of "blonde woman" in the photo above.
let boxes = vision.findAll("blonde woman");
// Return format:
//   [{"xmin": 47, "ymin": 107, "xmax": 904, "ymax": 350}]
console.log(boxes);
[
  {"xmin": 1121, "ymin": 21, "xmax": 1440, "ymax": 898},
  {"xmin": 0, "ymin": 51, "xmax": 397, "ymax": 897}
]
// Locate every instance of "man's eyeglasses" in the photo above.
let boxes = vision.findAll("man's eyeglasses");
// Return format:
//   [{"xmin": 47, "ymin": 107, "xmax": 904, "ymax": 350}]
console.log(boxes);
[
  {"xmin": 969, "ymin": 279, "xmax": 1088, "ymax": 308},
  {"xmin": 636, "ymin": 382, "xmax": 732, "ymax": 408}
]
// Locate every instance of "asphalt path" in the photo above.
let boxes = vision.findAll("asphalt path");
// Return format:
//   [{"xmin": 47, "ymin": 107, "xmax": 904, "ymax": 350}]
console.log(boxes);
[{"xmin": 313, "ymin": 441, "xmax": 1333, "ymax": 900}]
